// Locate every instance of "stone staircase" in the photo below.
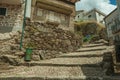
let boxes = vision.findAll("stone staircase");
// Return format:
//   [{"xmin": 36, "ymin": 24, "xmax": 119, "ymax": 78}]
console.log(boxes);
[
  {"xmin": 0, "ymin": 62, "xmax": 14, "ymax": 74},
  {"xmin": 0, "ymin": 43, "xmax": 120, "ymax": 80}
]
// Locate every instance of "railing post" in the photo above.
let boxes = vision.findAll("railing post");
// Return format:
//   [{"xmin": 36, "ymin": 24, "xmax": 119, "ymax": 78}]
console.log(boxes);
[{"xmin": 20, "ymin": 0, "xmax": 27, "ymax": 50}]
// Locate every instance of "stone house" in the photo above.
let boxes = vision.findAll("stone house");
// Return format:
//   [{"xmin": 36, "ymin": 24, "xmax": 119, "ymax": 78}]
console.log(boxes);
[
  {"xmin": 75, "ymin": 10, "xmax": 86, "ymax": 22},
  {"xmin": 104, "ymin": 8, "xmax": 118, "ymax": 45},
  {"xmin": 0, "ymin": 0, "xmax": 79, "ymax": 33},
  {"xmin": 104, "ymin": 0, "xmax": 120, "ymax": 71},
  {"xmin": 0, "ymin": 0, "xmax": 24, "ymax": 33},
  {"xmin": 75, "ymin": 9, "xmax": 106, "ymax": 24},
  {"xmin": 31, "ymin": 0, "xmax": 80, "ymax": 31},
  {"xmin": 113, "ymin": 0, "xmax": 120, "ymax": 63}
]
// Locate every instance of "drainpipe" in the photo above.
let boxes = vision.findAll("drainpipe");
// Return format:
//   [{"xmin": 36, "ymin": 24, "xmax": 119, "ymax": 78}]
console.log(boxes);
[{"xmin": 20, "ymin": 0, "xmax": 27, "ymax": 50}]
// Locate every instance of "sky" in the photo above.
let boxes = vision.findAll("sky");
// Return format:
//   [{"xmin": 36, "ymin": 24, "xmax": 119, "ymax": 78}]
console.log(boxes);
[
  {"xmin": 76, "ymin": 0, "xmax": 117, "ymax": 15},
  {"xmin": 110, "ymin": 0, "xmax": 116, "ymax": 5}
]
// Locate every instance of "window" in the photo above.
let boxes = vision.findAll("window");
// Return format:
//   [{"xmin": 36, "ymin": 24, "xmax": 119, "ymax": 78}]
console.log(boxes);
[
  {"xmin": 88, "ymin": 15, "xmax": 91, "ymax": 18},
  {"xmin": 98, "ymin": 13, "xmax": 101, "ymax": 16},
  {"xmin": 37, "ymin": 8, "xmax": 43, "ymax": 16},
  {"xmin": 0, "ymin": 8, "xmax": 6, "ymax": 16},
  {"xmin": 100, "ymin": 21, "xmax": 103, "ymax": 23},
  {"xmin": 115, "ymin": 35, "xmax": 119, "ymax": 41}
]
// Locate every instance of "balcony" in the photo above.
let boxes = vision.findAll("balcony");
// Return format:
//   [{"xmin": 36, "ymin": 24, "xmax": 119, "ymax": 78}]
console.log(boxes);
[{"xmin": 36, "ymin": 0, "xmax": 73, "ymax": 15}]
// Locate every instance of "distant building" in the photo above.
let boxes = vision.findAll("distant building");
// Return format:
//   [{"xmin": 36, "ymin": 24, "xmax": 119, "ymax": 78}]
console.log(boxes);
[
  {"xmin": 104, "ymin": 8, "xmax": 118, "ymax": 45},
  {"xmin": 75, "ymin": 9, "xmax": 106, "ymax": 24},
  {"xmin": 75, "ymin": 10, "xmax": 86, "ymax": 21}
]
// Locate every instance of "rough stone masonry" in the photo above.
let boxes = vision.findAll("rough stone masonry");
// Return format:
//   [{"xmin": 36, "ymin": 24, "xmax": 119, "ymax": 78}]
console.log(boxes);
[
  {"xmin": 0, "ymin": 21, "xmax": 82, "ymax": 63},
  {"xmin": 22, "ymin": 21, "xmax": 82, "ymax": 60}
]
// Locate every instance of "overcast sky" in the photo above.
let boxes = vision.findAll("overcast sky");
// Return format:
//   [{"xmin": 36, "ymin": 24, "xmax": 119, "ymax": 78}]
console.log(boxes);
[{"xmin": 75, "ymin": 0, "xmax": 117, "ymax": 15}]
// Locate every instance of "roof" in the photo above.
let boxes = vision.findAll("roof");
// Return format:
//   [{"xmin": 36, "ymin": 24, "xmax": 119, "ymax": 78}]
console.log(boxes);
[
  {"xmin": 85, "ymin": 8, "xmax": 106, "ymax": 16},
  {"xmin": 76, "ymin": 10, "xmax": 85, "ymax": 12},
  {"xmin": 104, "ymin": 8, "xmax": 117, "ymax": 20}
]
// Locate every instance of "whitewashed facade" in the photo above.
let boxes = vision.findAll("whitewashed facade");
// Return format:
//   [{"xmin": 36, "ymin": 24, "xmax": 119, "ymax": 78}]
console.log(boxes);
[
  {"xmin": 75, "ymin": 10, "xmax": 86, "ymax": 21},
  {"xmin": 75, "ymin": 9, "xmax": 106, "ymax": 24}
]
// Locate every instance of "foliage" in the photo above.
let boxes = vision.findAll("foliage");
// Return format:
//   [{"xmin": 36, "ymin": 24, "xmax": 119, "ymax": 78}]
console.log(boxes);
[
  {"xmin": 74, "ymin": 21, "xmax": 105, "ymax": 36},
  {"xmin": 74, "ymin": 21, "xmax": 106, "ymax": 43}
]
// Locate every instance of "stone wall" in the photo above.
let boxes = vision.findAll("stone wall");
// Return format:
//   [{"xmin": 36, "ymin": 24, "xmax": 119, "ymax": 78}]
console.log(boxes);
[
  {"xmin": 0, "ymin": 21, "xmax": 82, "ymax": 62},
  {"xmin": 23, "ymin": 21, "xmax": 82, "ymax": 53},
  {"xmin": 0, "ymin": 3, "xmax": 23, "ymax": 33}
]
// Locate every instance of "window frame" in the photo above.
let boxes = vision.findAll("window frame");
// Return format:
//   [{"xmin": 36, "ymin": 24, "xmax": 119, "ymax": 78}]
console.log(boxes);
[
  {"xmin": 0, "ymin": 7, "xmax": 7, "ymax": 16},
  {"xmin": 88, "ymin": 15, "xmax": 92, "ymax": 18}
]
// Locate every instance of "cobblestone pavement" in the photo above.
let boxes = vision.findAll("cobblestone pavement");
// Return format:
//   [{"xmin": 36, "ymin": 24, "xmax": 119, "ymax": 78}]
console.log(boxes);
[{"xmin": 0, "ymin": 43, "xmax": 120, "ymax": 80}]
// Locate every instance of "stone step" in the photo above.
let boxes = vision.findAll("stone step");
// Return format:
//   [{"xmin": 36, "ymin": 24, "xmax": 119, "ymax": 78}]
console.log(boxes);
[
  {"xmin": 114, "ymin": 65, "xmax": 120, "ymax": 74},
  {"xmin": 94, "ymin": 42, "xmax": 105, "ymax": 44},
  {"xmin": 0, "ymin": 66, "xmax": 104, "ymax": 77},
  {"xmin": 20, "ymin": 57, "xmax": 103, "ymax": 67},
  {"xmin": 0, "ymin": 62, "xmax": 14, "ymax": 73},
  {"xmin": 0, "ymin": 76, "xmax": 120, "ymax": 80},
  {"xmin": 61, "ymin": 51, "xmax": 105, "ymax": 57},
  {"xmin": 76, "ymin": 48, "xmax": 106, "ymax": 52},
  {"xmin": 0, "ymin": 66, "xmax": 120, "ymax": 80},
  {"xmin": 59, "ymin": 54, "xmax": 103, "ymax": 58},
  {"xmin": 82, "ymin": 43, "xmax": 105, "ymax": 48},
  {"xmin": 77, "ymin": 46, "xmax": 106, "ymax": 52},
  {"xmin": 60, "ymin": 51, "xmax": 104, "ymax": 58},
  {"xmin": 20, "ymin": 62, "xmax": 102, "ymax": 67}
]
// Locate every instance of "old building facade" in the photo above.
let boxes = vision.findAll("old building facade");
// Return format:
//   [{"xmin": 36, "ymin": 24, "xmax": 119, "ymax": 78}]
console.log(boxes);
[
  {"xmin": 31, "ymin": 0, "xmax": 79, "ymax": 31},
  {"xmin": 104, "ymin": 0, "xmax": 120, "ymax": 72},
  {"xmin": 114, "ymin": 0, "xmax": 120, "ymax": 62},
  {"xmin": 105, "ymin": 0, "xmax": 120, "ymax": 63},
  {"xmin": 104, "ymin": 8, "xmax": 118, "ymax": 45},
  {"xmin": 75, "ymin": 9, "xmax": 106, "ymax": 24},
  {"xmin": 0, "ymin": 0, "xmax": 79, "ymax": 33},
  {"xmin": 0, "ymin": 0, "xmax": 24, "ymax": 33}
]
